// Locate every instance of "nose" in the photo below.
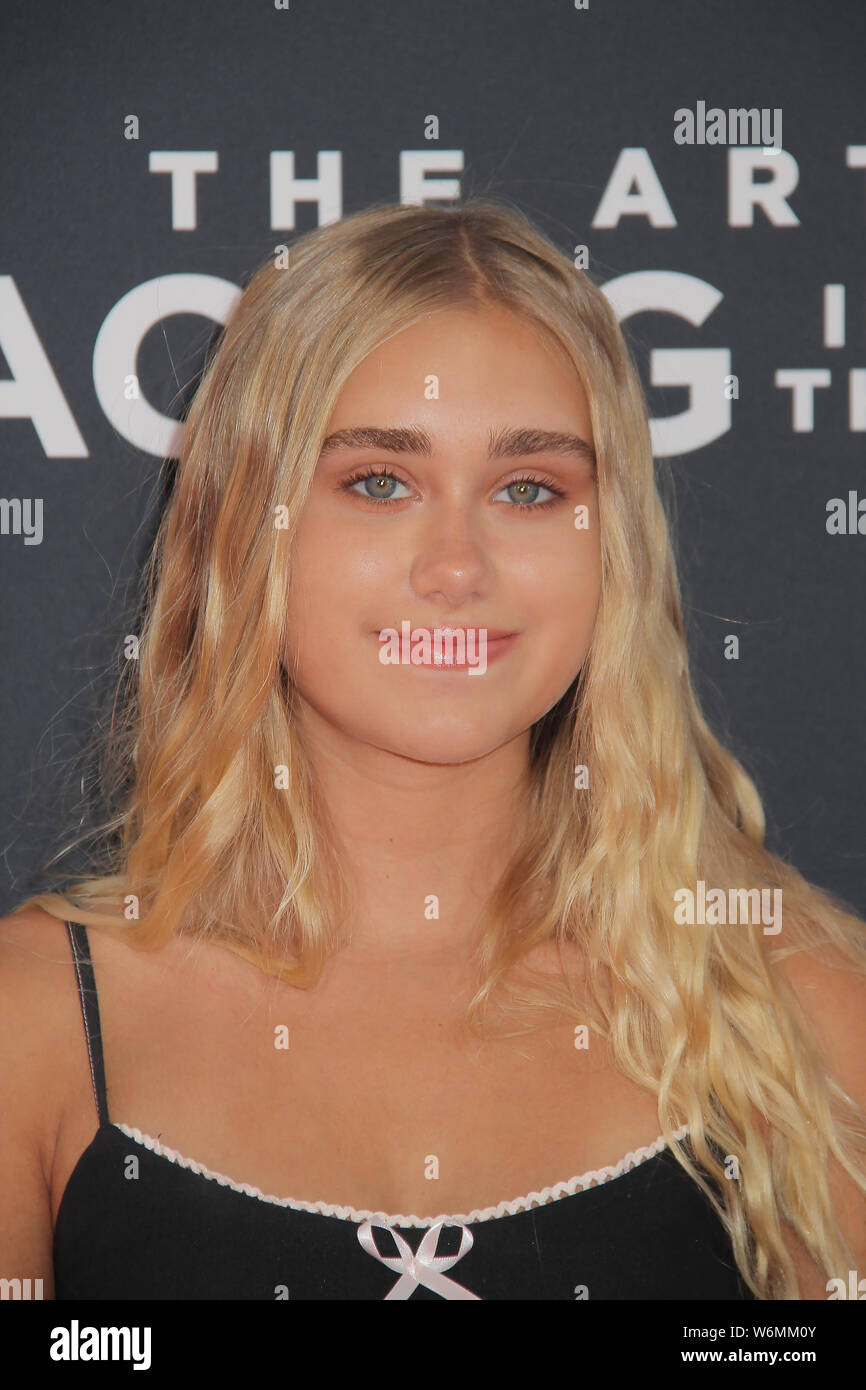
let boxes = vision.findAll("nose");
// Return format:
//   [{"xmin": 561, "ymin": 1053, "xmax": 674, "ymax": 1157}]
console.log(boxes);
[{"xmin": 408, "ymin": 506, "xmax": 492, "ymax": 609}]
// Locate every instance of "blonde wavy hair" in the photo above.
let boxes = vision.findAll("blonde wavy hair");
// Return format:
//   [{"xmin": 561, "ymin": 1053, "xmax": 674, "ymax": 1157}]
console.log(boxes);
[{"xmin": 16, "ymin": 199, "xmax": 866, "ymax": 1300}]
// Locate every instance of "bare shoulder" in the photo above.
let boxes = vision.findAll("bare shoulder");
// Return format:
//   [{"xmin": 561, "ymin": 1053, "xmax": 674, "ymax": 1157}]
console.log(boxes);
[
  {"xmin": 0, "ymin": 904, "xmax": 158, "ymax": 998},
  {"xmin": 769, "ymin": 934, "xmax": 866, "ymax": 1297},
  {"xmin": 0, "ymin": 906, "xmax": 136, "ymax": 1138},
  {"xmin": 0, "ymin": 907, "xmax": 86, "ymax": 1288},
  {"xmin": 0, "ymin": 908, "xmax": 90, "ymax": 1119},
  {"xmin": 0, "ymin": 904, "xmax": 166, "ymax": 1085},
  {"xmin": 771, "ymin": 938, "xmax": 866, "ymax": 1099},
  {"xmin": 0, "ymin": 906, "xmax": 80, "ymax": 1036}
]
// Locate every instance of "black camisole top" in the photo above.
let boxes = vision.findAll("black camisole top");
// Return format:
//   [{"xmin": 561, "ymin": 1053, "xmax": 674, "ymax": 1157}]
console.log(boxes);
[{"xmin": 52, "ymin": 922, "xmax": 755, "ymax": 1300}]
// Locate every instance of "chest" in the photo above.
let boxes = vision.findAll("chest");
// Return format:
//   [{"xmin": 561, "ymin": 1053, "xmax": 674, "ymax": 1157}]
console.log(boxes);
[
  {"xmin": 55, "ymin": 942, "xmax": 665, "ymax": 1221},
  {"xmin": 112, "ymin": 1001, "xmax": 661, "ymax": 1214}
]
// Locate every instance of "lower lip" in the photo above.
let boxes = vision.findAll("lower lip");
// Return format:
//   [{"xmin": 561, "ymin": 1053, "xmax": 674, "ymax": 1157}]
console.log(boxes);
[{"xmin": 374, "ymin": 632, "xmax": 519, "ymax": 669}]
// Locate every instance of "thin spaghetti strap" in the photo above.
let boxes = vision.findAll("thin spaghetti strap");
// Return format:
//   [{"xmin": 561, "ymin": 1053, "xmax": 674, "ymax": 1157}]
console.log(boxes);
[{"xmin": 66, "ymin": 921, "xmax": 110, "ymax": 1127}]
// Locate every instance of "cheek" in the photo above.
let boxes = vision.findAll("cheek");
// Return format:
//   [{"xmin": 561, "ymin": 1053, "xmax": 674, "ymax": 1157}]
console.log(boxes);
[
  {"xmin": 516, "ymin": 533, "xmax": 600, "ymax": 692},
  {"xmin": 283, "ymin": 520, "xmax": 342, "ymax": 663},
  {"xmin": 284, "ymin": 519, "xmax": 398, "ymax": 669},
  {"xmin": 515, "ymin": 524, "xmax": 601, "ymax": 617},
  {"xmin": 288, "ymin": 521, "xmax": 360, "ymax": 615}
]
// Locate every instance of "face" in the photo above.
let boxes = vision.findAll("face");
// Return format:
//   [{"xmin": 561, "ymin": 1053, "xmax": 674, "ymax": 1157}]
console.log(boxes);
[{"xmin": 283, "ymin": 303, "xmax": 601, "ymax": 765}]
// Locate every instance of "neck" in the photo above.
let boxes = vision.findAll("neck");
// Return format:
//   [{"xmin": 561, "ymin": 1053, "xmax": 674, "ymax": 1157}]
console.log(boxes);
[{"xmin": 295, "ymin": 703, "xmax": 533, "ymax": 972}]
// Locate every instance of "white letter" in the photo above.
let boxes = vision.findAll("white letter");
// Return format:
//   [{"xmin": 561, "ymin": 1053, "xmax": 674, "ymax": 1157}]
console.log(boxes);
[
  {"xmin": 592, "ymin": 148, "xmax": 676, "ymax": 228},
  {"xmin": 823, "ymin": 285, "xmax": 845, "ymax": 348},
  {"xmin": 774, "ymin": 369, "xmax": 831, "ymax": 431},
  {"xmin": 0, "ymin": 278, "xmax": 88, "ymax": 456},
  {"xmin": 728, "ymin": 149, "xmax": 799, "ymax": 227},
  {"xmin": 270, "ymin": 151, "xmax": 343, "ymax": 227},
  {"xmin": 845, "ymin": 144, "xmax": 866, "ymax": 206},
  {"xmin": 399, "ymin": 150, "xmax": 464, "ymax": 205},
  {"xmin": 149, "ymin": 151, "xmax": 218, "ymax": 230},
  {"xmin": 850, "ymin": 369, "xmax": 866, "ymax": 431},
  {"xmin": 92, "ymin": 274, "xmax": 241, "ymax": 458},
  {"xmin": 603, "ymin": 271, "xmax": 729, "ymax": 455}
]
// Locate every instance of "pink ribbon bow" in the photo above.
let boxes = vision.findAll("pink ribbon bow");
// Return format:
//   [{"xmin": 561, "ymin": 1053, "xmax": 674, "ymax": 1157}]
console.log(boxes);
[{"xmin": 357, "ymin": 1219, "xmax": 481, "ymax": 1300}]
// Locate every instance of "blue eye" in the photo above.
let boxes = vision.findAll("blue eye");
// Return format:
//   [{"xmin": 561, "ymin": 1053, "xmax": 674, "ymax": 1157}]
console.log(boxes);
[
  {"xmin": 494, "ymin": 475, "xmax": 569, "ymax": 508},
  {"xmin": 339, "ymin": 469, "xmax": 566, "ymax": 509},
  {"xmin": 493, "ymin": 478, "xmax": 563, "ymax": 507},
  {"xmin": 342, "ymin": 469, "xmax": 412, "ymax": 503}
]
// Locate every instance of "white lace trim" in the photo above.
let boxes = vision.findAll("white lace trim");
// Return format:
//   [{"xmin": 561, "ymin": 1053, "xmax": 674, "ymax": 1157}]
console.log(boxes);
[{"xmin": 113, "ymin": 1122, "xmax": 690, "ymax": 1229}]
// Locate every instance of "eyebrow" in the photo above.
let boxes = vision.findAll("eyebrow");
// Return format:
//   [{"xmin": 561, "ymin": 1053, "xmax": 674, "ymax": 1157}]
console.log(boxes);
[{"xmin": 318, "ymin": 424, "xmax": 596, "ymax": 469}]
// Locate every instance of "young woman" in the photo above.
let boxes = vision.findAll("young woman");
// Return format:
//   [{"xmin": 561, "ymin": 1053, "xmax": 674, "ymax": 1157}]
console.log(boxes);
[{"xmin": 2, "ymin": 200, "xmax": 865, "ymax": 1301}]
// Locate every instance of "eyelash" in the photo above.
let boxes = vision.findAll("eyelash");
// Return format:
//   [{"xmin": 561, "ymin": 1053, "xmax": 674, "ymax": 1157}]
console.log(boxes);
[{"xmin": 338, "ymin": 466, "xmax": 568, "ymax": 510}]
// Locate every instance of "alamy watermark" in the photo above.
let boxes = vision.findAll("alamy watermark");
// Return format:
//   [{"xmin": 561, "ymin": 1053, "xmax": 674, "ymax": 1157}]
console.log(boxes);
[
  {"xmin": 0, "ymin": 1276, "xmax": 43, "ymax": 1298},
  {"xmin": 674, "ymin": 102, "xmax": 782, "ymax": 153},
  {"xmin": 674, "ymin": 881, "xmax": 782, "ymax": 935},
  {"xmin": 49, "ymin": 1319, "xmax": 151, "ymax": 1370},
  {"xmin": 826, "ymin": 1269, "xmax": 866, "ymax": 1299},
  {"xmin": 379, "ymin": 622, "xmax": 488, "ymax": 675},
  {"xmin": 0, "ymin": 497, "xmax": 43, "ymax": 544}
]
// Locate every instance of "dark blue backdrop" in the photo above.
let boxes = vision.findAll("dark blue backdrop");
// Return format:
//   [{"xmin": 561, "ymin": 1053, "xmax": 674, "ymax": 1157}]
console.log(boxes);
[{"xmin": 1, "ymin": 0, "xmax": 863, "ymax": 914}]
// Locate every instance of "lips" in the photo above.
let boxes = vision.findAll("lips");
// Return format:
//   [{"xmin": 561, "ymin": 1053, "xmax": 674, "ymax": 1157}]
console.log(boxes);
[{"xmin": 375, "ymin": 624, "xmax": 519, "ymax": 671}]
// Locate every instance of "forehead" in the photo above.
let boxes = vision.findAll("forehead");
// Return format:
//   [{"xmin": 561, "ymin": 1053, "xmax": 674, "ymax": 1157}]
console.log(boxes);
[{"xmin": 326, "ymin": 304, "xmax": 593, "ymax": 438}]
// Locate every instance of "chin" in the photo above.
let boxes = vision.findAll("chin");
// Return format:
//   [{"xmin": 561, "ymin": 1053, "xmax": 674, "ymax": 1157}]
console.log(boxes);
[
  {"xmin": 374, "ymin": 722, "xmax": 517, "ymax": 767},
  {"xmin": 384, "ymin": 742, "xmax": 508, "ymax": 768}
]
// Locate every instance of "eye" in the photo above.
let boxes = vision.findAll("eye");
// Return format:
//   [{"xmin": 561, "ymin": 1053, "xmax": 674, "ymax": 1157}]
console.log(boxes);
[
  {"xmin": 338, "ymin": 468, "xmax": 567, "ymax": 509},
  {"xmin": 340, "ymin": 468, "xmax": 413, "ymax": 504},
  {"xmin": 492, "ymin": 476, "xmax": 565, "ymax": 508}
]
